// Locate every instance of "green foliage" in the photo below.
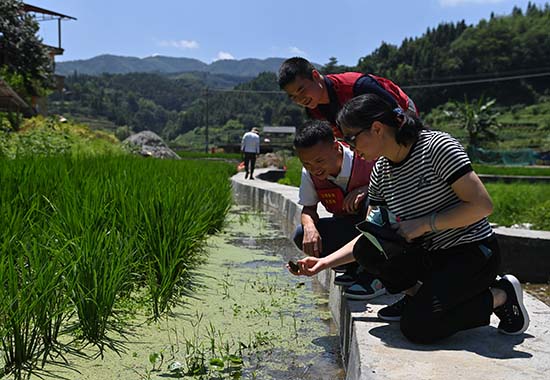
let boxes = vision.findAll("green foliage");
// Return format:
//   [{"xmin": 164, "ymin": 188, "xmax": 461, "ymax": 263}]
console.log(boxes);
[
  {"xmin": 46, "ymin": 4, "xmax": 550, "ymax": 151},
  {"xmin": 473, "ymin": 164, "xmax": 550, "ymax": 176},
  {"xmin": 175, "ymin": 150, "xmax": 241, "ymax": 160},
  {"xmin": 445, "ymin": 96, "xmax": 500, "ymax": 148},
  {"xmin": 485, "ymin": 182, "xmax": 550, "ymax": 230},
  {"xmin": 0, "ymin": 157, "xmax": 234, "ymax": 376},
  {"xmin": 48, "ymin": 71, "xmax": 304, "ymax": 148},
  {"xmin": 0, "ymin": 116, "xmax": 126, "ymax": 158},
  {"xmin": 321, "ymin": 57, "xmax": 353, "ymax": 74},
  {"xmin": 424, "ymin": 98, "xmax": 550, "ymax": 151},
  {"xmin": 277, "ymin": 156, "xmax": 302, "ymax": 187},
  {"xmin": 0, "ymin": 0, "xmax": 52, "ymax": 97},
  {"xmin": 355, "ymin": 4, "xmax": 550, "ymax": 110}
]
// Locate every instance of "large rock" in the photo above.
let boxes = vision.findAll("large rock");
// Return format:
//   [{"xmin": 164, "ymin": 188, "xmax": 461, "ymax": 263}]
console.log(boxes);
[{"xmin": 123, "ymin": 131, "xmax": 180, "ymax": 159}]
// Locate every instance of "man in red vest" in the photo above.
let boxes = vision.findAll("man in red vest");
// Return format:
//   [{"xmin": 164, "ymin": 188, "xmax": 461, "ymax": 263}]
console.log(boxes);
[
  {"xmin": 278, "ymin": 57, "xmax": 417, "ymax": 139},
  {"xmin": 292, "ymin": 120, "xmax": 385, "ymax": 300}
]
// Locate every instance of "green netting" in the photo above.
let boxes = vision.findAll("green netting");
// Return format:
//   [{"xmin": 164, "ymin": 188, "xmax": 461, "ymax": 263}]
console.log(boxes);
[{"xmin": 467, "ymin": 146, "xmax": 537, "ymax": 166}]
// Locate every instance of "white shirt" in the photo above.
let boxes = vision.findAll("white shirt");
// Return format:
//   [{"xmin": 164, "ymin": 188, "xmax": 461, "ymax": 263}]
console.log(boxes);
[
  {"xmin": 241, "ymin": 131, "xmax": 260, "ymax": 153},
  {"xmin": 298, "ymin": 143, "xmax": 354, "ymax": 207}
]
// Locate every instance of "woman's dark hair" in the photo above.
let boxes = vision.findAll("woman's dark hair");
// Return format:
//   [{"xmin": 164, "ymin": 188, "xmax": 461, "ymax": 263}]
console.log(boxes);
[
  {"xmin": 278, "ymin": 57, "xmax": 316, "ymax": 89},
  {"xmin": 294, "ymin": 120, "xmax": 334, "ymax": 149},
  {"xmin": 336, "ymin": 94, "xmax": 425, "ymax": 146}
]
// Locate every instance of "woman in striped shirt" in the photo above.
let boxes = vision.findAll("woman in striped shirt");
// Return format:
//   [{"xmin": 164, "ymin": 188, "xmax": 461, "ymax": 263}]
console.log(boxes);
[{"xmin": 292, "ymin": 93, "xmax": 529, "ymax": 343}]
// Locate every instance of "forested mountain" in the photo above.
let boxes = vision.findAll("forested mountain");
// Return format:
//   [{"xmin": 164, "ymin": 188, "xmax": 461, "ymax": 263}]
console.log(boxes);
[
  {"xmin": 356, "ymin": 3, "xmax": 550, "ymax": 110},
  {"xmin": 49, "ymin": 71, "xmax": 302, "ymax": 141},
  {"xmin": 49, "ymin": 3, "xmax": 550, "ymax": 147},
  {"xmin": 55, "ymin": 55, "xmax": 288, "ymax": 77}
]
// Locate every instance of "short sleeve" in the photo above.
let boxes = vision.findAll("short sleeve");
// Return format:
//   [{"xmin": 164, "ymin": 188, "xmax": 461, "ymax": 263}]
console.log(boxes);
[{"xmin": 430, "ymin": 133, "xmax": 473, "ymax": 185}]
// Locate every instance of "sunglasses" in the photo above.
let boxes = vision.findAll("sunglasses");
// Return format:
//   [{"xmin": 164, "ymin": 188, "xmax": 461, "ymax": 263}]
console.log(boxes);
[{"xmin": 343, "ymin": 129, "xmax": 367, "ymax": 148}]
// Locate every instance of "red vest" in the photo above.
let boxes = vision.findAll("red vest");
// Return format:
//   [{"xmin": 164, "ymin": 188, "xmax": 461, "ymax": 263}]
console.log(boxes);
[
  {"xmin": 311, "ymin": 149, "xmax": 375, "ymax": 216},
  {"xmin": 308, "ymin": 72, "xmax": 413, "ymax": 138}
]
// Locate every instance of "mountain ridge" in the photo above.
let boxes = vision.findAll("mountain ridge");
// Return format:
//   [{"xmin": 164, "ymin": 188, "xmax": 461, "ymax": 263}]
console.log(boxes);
[{"xmin": 55, "ymin": 55, "xmax": 299, "ymax": 77}]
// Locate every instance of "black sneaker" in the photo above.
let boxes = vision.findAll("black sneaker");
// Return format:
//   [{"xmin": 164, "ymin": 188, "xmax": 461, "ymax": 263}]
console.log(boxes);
[
  {"xmin": 334, "ymin": 272, "xmax": 355, "ymax": 286},
  {"xmin": 377, "ymin": 295, "xmax": 410, "ymax": 321},
  {"xmin": 344, "ymin": 279, "xmax": 386, "ymax": 300},
  {"xmin": 493, "ymin": 274, "xmax": 530, "ymax": 335}
]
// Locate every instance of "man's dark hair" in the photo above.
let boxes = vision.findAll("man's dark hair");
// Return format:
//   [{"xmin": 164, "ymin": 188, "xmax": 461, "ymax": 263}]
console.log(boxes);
[
  {"xmin": 294, "ymin": 120, "xmax": 334, "ymax": 149},
  {"xmin": 278, "ymin": 57, "xmax": 316, "ymax": 89}
]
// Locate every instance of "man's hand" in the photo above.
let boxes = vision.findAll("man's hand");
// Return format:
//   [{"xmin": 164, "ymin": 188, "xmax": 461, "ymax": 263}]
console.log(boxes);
[
  {"xmin": 302, "ymin": 224, "xmax": 322, "ymax": 257},
  {"xmin": 343, "ymin": 186, "xmax": 368, "ymax": 213}
]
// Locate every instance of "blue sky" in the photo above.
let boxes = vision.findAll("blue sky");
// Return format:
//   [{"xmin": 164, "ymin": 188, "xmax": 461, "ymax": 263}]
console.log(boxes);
[{"xmin": 30, "ymin": 0, "xmax": 543, "ymax": 66}]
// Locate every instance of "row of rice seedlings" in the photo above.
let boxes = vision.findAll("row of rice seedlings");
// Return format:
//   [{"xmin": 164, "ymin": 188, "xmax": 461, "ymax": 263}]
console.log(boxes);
[
  {"xmin": 0, "ymin": 196, "xmax": 71, "ymax": 378},
  {"xmin": 0, "ymin": 156, "xmax": 234, "ymax": 377}
]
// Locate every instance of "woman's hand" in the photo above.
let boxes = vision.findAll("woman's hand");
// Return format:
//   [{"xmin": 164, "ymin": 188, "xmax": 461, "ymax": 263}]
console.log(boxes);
[{"xmin": 286, "ymin": 256, "xmax": 327, "ymax": 277}]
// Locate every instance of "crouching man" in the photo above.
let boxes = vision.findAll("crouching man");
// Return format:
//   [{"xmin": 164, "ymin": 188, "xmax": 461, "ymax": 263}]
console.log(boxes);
[{"xmin": 292, "ymin": 120, "xmax": 385, "ymax": 300}]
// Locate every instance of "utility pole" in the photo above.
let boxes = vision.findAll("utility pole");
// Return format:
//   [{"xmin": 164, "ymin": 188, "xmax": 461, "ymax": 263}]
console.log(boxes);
[{"xmin": 204, "ymin": 87, "xmax": 209, "ymax": 153}]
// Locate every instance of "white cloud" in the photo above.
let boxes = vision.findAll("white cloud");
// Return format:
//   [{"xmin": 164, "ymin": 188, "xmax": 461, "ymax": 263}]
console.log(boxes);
[
  {"xmin": 158, "ymin": 39, "xmax": 199, "ymax": 49},
  {"xmin": 289, "ymin": 46, "xmax": 307, "ymax": 56},
  {"xmin": 215, "ymin": 51, "xmax": 235, "ymax": 60},
  {"xmin": 439, "ymin": 0, "xmax": 505, "ymax": 7}
]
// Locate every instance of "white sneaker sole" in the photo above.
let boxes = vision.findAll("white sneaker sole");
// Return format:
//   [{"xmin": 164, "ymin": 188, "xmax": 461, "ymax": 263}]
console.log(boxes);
[
  {"xmin": 344, "ymin": 287, "xmax": 386, "ymax": 300},
  {"xmin": 499, "ymin": 274, "xmax": 530, "ymax": 335}
]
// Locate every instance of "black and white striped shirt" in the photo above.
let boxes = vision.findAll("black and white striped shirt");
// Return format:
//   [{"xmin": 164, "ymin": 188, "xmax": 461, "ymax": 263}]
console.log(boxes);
[{"xmin": 368, "ymin": 130, "xmax": 493, "ymax": 251}]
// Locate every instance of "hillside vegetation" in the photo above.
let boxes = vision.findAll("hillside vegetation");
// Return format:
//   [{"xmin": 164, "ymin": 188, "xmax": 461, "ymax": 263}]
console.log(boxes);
[
  {"xmin": 0, "ymin": 116, "xmax": 126, "ymax": 158},
  {"xmin": 47, "ymin": 3, "xmax": 550, "ymax": 152}
]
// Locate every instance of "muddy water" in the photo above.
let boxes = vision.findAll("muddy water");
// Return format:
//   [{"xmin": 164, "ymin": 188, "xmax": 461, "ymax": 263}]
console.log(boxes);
[{"xmin": 29, "ymin": 206, "xmax": 344, "ymax": 380}]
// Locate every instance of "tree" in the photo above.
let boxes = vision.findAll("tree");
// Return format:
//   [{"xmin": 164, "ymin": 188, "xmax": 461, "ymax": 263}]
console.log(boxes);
[
  {"xmin": 0, "ymin": 0, "xmax": 51, "ymax": 98},
  {"xmin": 447, "ymin": 96, "xmax": 500, "ymax": 148},
  {"xmin": 322, "ymin": 57, "xmax": 350, "ymax": 74}
]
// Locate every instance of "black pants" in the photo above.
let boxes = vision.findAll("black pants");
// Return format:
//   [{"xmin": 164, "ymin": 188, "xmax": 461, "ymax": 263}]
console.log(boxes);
[
  {"xmin": 293, "ymin": 215, "xmax": 364, "ymax": 272},
  {"xmin": 354, "ymin": 235, "xmax": 501, "ymax": 343},
  {"xmin": 243, "ymin": 152, "xmax": 257, "ymax": 177}
]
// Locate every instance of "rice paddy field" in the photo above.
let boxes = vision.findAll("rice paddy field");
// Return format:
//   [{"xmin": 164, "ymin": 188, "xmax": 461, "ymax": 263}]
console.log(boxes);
[
  {"xmin": 19, "ymin": 206, "xmax": 343, "ymax": 380},
  {"xmin": 0, "ymin": 156, "xmax": 234, "ymax": 379}
]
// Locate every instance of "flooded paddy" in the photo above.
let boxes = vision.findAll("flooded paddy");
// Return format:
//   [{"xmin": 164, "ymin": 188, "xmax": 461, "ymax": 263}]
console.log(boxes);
[{"xmin": 28, "ymin": 205, "xmax": 343, "ymax": 380}]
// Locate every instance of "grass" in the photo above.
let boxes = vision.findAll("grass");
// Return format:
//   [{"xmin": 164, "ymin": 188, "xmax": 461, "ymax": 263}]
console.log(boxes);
[
  {"xmin": 174, "ymin": 150, "xmax": 241, "ymax": 160},
  {"xmin": 277, "ymin": 156, "xmax": 302, "ymax": 186},
  {"xmin": 485, "ymin": 182, "xmax": 550, "ymax": 230},
  {"xmin": 0, "ymin": 156, "xmax": 234, "ymax": 378},
  {"xmin": 473, "ymin": 164, "xmax": 550, "ymax": 176}
]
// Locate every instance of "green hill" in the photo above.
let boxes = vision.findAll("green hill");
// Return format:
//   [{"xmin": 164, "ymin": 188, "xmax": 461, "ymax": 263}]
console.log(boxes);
[{"xmin": 56, "ymin": 55, "xmax": 289, "ymax": 77}]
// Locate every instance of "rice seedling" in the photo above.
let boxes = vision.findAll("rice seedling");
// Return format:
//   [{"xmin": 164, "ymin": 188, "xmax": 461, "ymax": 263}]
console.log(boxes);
[{"xmin": 0, "ymin": 155, "xmax": 234, "ymax": 377}]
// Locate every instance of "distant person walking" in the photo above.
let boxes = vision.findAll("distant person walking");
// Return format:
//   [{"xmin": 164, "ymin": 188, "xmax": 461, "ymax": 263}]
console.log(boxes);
[{"xmin": 241, "ymin": 127, "xmax": 260, "ymax": 179}]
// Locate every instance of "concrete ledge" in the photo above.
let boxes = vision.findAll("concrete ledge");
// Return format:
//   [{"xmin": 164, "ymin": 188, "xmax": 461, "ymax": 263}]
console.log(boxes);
[{"xmin": 231, "ymin": 169, "xmax": 550, "ymax": 380}]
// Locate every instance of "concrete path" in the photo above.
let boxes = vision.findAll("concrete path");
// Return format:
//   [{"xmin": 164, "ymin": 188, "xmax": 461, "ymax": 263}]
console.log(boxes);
[{"xmin": 232, "ymin": 168, "xmax": 550, "ymax": 380}]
